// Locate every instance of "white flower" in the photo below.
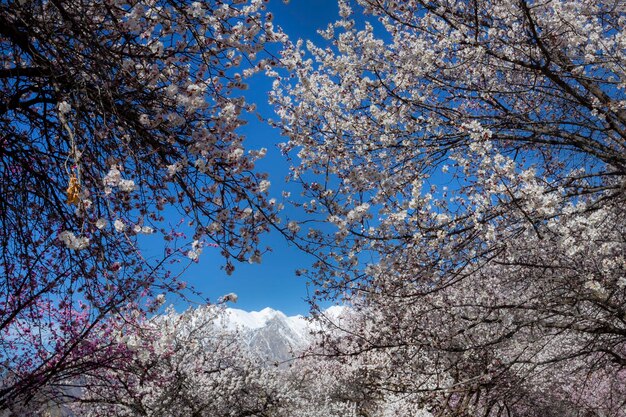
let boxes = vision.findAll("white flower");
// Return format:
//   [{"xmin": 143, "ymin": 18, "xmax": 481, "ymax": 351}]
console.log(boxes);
[
  {"xmin": 435, "ymin": 213, "xmax": 449, "ymax": 224},
  {"xmin": 119, "ymin": 179, "xmax": 136, "ymax": 192},
  {"xmin": 346, "ymin": 203, "xmax": 370, "ymax": 222},
  {"xmin": 240, "ymin": 207, "xmax": 253, "ymax": 218},
  {"xmin": 194, "ymin": 158, "xmax": 207, "ymax": 172},
  {"xmin": 584, "ymin": 280, "xmax": 607, "ymax": 299},
  {"xmin": 187, "ymin": 240, "xmax": 203, "ymax": 261},
  {"xmin": 57, "ymin": 101, "xmax": 71, "ymax": 115},
  {"xmin": 249, "ymin": 252, "xmax": 262, "ymax": 264},
  {"xmin": 122, "ymin": 335, "xmax": 140, "ymax": 350},
  {"xmin": 95, "ymin": 218, "xmax": 108, "ymax": 230},
  {"xmin": 165, "ymin": 84, "xmax": 178, "ymax": 97},
  {"xmin": 104, "ymin": 165, "xmax": 135, "ymax": 192},
  {"xmin": 58, "ymin": 231, "xmax": 73, "ymax": 246},
  {"xmin": 166, "ymin": 161, "xmax": 184, "ymax": 177},
  {"xmin": 287, "ymin": 221, "xmax": 300, "ymax": 233},
  {"xmin": 114, "ymin": 219, "xmax": 126, "ymax": 232},
  {"xmin": 258, "ymin": 180, "xmax": 271, "ymax": 193},
  {"xmin": 58, "ymin": 231, "xmax": 90, "ymax": 250},
  {"xmin": 149, "ymin": 40, "xmax": 164, "ymax": 55},
  {"xmin": 103, "ymin": 165, "xmax": 122, "ymax": 187},
  {"xmin": 186, "ymin": 83, "xmax": 204, "ymax": 94},
  {"xmin": 155, "ymin": 294, "xmax": 166, "ymax": 306},
  {"xmin": 230, "ymin": 148, "xmax": 244, "ymax": 159},
  {"xmin": 188, "ymin": 1, "xmax": 204, "ymax": 17}
]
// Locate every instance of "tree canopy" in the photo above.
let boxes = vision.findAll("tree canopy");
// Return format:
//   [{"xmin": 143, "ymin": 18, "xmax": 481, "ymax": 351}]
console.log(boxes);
[
  {"xmin": 0, "ymin": 0, "xmax": 282, "ymax": 410},
  {"xmin": 2, "ymin": 0, "xmax": 626, "ymax": 415},
  {"xmin": 271, "ymin": 0, "xmax": 626, "ymax": 414}
]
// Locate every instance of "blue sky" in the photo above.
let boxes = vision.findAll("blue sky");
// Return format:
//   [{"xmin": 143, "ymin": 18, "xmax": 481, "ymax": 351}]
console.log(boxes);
[{"xmin": 165, "ymin": 0, "xmax": 342, "ymax": 316}]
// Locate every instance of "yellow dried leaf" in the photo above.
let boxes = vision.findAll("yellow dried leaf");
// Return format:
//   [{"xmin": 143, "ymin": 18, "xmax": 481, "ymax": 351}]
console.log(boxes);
[{"xmin": 66, "ymin": 175, "xmax": 80, "ymax": 205}]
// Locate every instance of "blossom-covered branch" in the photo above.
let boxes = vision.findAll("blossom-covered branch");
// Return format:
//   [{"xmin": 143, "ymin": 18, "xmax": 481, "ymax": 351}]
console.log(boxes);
[{"xmin": 0, "ymin": 0, "xmax": 284, "ymax": 411}]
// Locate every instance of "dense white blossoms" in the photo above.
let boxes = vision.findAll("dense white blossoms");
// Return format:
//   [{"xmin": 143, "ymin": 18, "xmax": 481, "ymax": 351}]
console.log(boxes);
[
  {"xmin": 77, "ymin": 305, "xmax": 417, "ymax": 417},
  {"xmin": 103, "ymin": 165, "xmax": 135, "ymax": 194},
  {"xmin": 58, "ymin": 231, "xmax": 89, "ymax": 250},
  {"xmin": 271, "ymin": 0, "xmax": 626, "ymax": 414},
  {"xmin": 77, "ymin": 306, "xmax": 287, "ymax": 417}
]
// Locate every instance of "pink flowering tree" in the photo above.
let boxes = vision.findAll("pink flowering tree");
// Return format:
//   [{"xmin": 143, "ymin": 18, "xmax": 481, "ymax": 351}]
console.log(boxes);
[
  {"xmin": 0, "ymin": 0, "xmax": 284, "ymax": 411},
  {"xmin": 272, "ymin": 0, "xmax": 626, "ymax": 414}
]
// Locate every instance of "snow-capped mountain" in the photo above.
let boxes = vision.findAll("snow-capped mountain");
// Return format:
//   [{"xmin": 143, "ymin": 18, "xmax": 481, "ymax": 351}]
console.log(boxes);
[
  {"xmin": 219, "ymin": 307, "xmax": 311, "ymax": 362},
  {"xmin": 217, "ymin": 306, "xmax": 348, "ymax": 363}
]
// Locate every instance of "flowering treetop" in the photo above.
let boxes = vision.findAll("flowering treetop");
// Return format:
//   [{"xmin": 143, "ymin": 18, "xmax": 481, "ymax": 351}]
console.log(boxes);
[
  {"xmin": 0, "ymin": 0, "xmax": 285, "ymax": 410},
  {"xmin": 270, "ymin": 0, "xmax": 626, "ymax": 414}
]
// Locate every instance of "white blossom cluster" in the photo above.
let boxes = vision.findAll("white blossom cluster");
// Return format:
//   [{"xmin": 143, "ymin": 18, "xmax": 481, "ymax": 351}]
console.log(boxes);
[
  {"xmin": 102, "ymin": 165, "xmax": 136, "ymax": 195},
  {"xmin": 58, "ymin": 230, "xmax": 90, "ymax": 250}
]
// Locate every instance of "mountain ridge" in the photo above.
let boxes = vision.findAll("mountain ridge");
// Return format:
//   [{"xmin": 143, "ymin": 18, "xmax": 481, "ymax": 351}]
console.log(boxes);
[{"xmin": 217, "ymin": 306, "xmax": 347, "ymax": 362}]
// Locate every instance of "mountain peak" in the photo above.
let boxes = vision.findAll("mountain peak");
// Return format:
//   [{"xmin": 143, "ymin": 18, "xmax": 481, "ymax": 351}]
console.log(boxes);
[
  {"xmin": 221, "ymin": 307, "xmax": 292, "ymax": 331},
  {"xmin": 207, "ymin": 306, "xmax": 350, "ymax": 362},
  {"xmin": 214, "ymin": 307, "xmax": 312, "ymax": 362}
]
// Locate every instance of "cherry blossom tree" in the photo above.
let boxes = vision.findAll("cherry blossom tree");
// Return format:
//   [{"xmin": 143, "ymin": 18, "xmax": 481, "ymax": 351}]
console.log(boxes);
[
  {"xmin": 76, "ymin": 306, "xmax": 287, "ymax": 417},
  {"xmin": 0, "ymin": 0, "xmax": 284, "ymax": 411},
  {"xmin": 278, "ymin": 355, "xmax": 378, "ymax": 417},
  {"xmin": 312, "ymin": 202, "xmax": 626, "ymax": 415},
  {"xmin": 77, "ymin": 305, "xmax": 395, "ymax": 417},
  {"xmin": 272, "ymin": 0, "xmax": 626, "ymax": 414}
]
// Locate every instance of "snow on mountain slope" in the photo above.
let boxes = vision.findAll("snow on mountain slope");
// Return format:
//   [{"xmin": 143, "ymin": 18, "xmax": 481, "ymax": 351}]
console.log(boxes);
[
  {"xmin": 221, "ymin": 307, "xmax": 299, "ymax": 330},
  {"xmin": 217, "ymin": 308, "xmax": 309, "ymax": 362},
  {"xmin": 216, "ymin": 306, "xmax": 348, "ymax": 363}
]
